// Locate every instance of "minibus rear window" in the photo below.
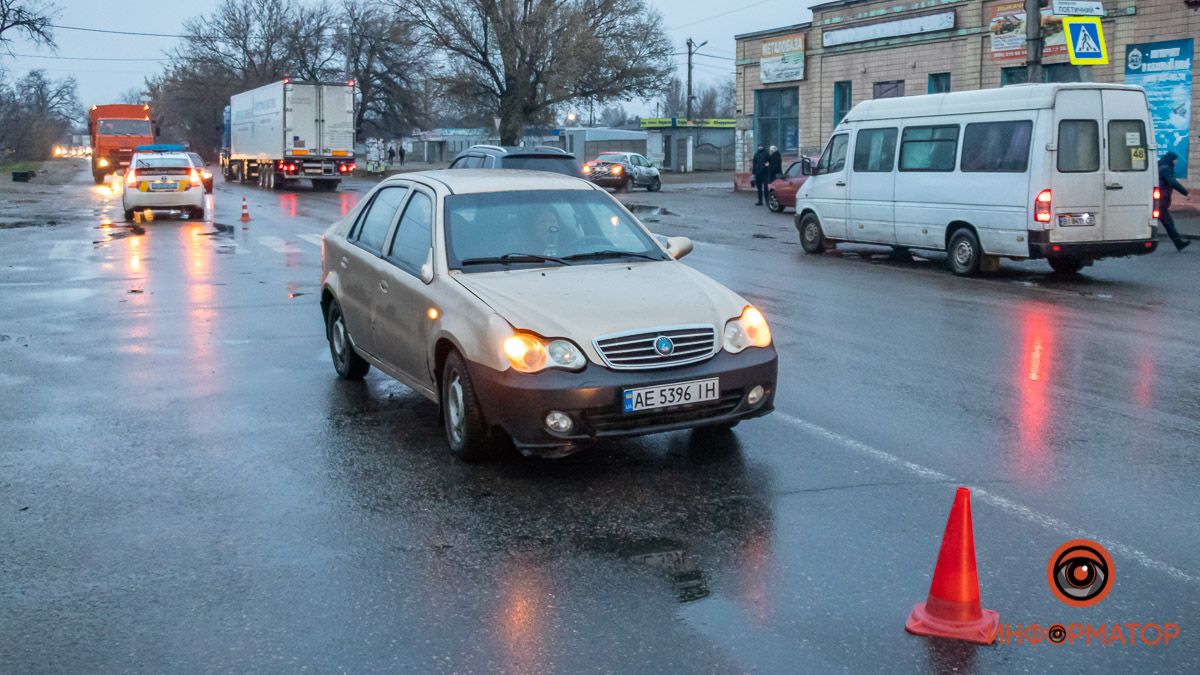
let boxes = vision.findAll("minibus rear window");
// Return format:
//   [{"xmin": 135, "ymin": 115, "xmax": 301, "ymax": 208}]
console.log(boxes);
[
  {"xmin": 1057, "ymin": 120, "xmax": 1099, "ymax": 173},
  {"xmin": 960, "ymin": 121, "xmax": 1032, "ymax": 172},
  {"xmin": 853, "ymin": 128, "xmax": 898, "ymax": 172},
  {"xmin": 899, "ymin": 125, "xmax": 958, "ymax": 172},
  {"xmin": 1108, "ymin": 120, "xmax": 1148, "ymax": 172}
]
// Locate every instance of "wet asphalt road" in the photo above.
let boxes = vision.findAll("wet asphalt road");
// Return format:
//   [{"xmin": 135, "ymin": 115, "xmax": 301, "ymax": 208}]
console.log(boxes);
[{"xmin": 2, "ymin": 162, "xmax": 1199, "ymax": 673}]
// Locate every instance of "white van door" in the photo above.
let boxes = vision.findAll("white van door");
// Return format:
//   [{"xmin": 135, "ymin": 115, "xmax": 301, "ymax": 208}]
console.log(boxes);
[
  {"xmin": 1051, "ymin": 89, "xmax": 1104, "ymax": 243},
  {"xmin": 848, "ymin": 127, "xmax": 897, "ymax": 243},
  {"xmin": 811, "ymin": 132, "xmax": 850, "ymax": 239},
  {"xmin": 1100, "ymin": 89, "xmax": 1154, "ymax": 241},
  {"xmin": 286, "ymin": 83, "xmax": 320, "ymax": 157}
]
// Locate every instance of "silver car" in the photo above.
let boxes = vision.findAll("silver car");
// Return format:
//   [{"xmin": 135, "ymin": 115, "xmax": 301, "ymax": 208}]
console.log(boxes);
[{"xmin": 320, "ymin": 170, "xmax": 777, "ymax": 460}]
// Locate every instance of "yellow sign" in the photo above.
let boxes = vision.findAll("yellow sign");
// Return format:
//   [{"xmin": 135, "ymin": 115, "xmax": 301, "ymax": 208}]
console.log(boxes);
[{"xmin": 1062, "ymin": 16, "xmax": 1107, "ymax": 65}]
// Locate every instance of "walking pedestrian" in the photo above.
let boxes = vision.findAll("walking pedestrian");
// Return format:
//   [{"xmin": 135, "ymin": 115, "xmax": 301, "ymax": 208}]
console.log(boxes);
[
  {"xmin": 1158, "ymin": 151, "xmax": 1191, "ymax": 251},
  {"xmin": 752, "ymin": 143, "xmax": 769, "ymax": 205},
  {"xmin": 398, "ymin": 144, "xmax": 406, "ymax": 166},
  {"xmin": 767, "ymin": 145, "xmax": 783, "ymax": 183},
  {"xmin": 387, "ymin": 145, "xmax": 396, "ymax": 165}
]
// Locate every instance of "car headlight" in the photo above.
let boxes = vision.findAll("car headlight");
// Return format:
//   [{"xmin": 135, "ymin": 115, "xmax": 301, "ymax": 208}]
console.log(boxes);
[
  {"xmin": 97, "ymin": 158, "xmax": 109, "ymax": 168},
  {"xmin": 723, "ymin": 306, "xmax": 772, "ymax": 353},
  {"xmin": 503, "ymin": 333, "xmax": 586, "ymax": 373}
]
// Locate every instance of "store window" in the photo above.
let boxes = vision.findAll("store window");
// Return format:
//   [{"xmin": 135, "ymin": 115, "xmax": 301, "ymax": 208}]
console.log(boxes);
[
  {"xmin": 833, "ymin": 81, "xmax": 852, "ymax": 127},
  {"xmin": 873, "ymin": 80, "xmax": 905, "ymax": 99},
  {"xmin": 928, "ymin": 72, "xmax": 951, "ymax": 94},
  {"xmin": 755, "ymin": 88, "xmax": 799, "ymax": 153},
  {"xmin": 1001, "ymin": 64, "xmax": 1083, "ymax": 86}
]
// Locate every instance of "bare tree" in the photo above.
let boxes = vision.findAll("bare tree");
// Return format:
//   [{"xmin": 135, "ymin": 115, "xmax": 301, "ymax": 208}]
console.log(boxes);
[
  {"xmin": 716, "ymin": 78, "xmax": 735, "ymax": 117},
  {"xmin": 599, "ymin": 103, "xmax": 628, "ymax": 128},
  {"xmin": 696, "ymin": 86, "xmax": 718, "ymax": 119},
  {"xmin": 660, "ymin": 77, "xmax": 685, "ymax": 118},
  {"xmin": 401, "ymin": 0, "xmax": 672, "ymax": 144},
  {"xmin": 0, "ymin": 69, "xmax": 78, "ymax": 158},
  {"xmin": 338, "ymin": 0, "xmax": 427, "ymax": 137},
  {"xmin": 0, "ymin": 0, "xmax": 54, "ymax": 50}
]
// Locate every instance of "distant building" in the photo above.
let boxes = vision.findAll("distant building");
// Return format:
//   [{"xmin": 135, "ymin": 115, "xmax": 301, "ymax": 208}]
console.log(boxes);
[
  {"xmin": 639, "ymin": 118, "xmax": 735, "ymax": 172},
  {"xmin": 735, "ymin": 0, "xmax": 1198, "ymax": 189}
]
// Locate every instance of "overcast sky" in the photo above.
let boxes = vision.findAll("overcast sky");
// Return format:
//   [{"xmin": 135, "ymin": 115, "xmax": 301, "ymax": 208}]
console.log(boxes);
[{"xmin": 2, "ymin": 0, "xmax": 818, "ymax": 119}]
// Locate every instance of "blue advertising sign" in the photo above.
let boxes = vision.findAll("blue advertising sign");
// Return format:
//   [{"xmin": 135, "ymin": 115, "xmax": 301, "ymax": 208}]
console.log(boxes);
[{"xmin": 1125, "ymin": 39, "xmax": 1193, "ymax": 178}]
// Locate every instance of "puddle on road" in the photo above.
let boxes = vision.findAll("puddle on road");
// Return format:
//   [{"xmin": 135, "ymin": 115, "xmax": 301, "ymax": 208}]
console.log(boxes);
[
  {"xmin": 588, "ymin": 536, "xmax": 711, "ymax": 603},
  {"xmin": 1, "ymin": 217, "xmax": 61, "ymax": 230},
  {"xmin": 624, "ymin": 204, "xmax": 680, "ymax": 218}
]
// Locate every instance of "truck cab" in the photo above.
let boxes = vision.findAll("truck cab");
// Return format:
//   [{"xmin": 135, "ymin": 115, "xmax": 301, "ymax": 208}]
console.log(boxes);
[{"xmin": 89, "ymin": 104, "xmax": 155, "ymax": 184}]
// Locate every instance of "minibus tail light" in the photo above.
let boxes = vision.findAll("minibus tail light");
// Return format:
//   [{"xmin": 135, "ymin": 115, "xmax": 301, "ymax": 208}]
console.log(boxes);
[
  {"xmin": 1152, "ymin": 187, "xmax": 1161, "ymax": 219},
  {"xmin": 1034, "ymin": 189, "xmax": 1052, "ymax": 223}
]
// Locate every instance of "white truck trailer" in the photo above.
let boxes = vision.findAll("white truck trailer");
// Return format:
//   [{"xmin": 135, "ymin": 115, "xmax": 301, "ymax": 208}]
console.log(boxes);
[{"xmin": 223, "ymin": 79, "xmax": 356, "ymax": 191}]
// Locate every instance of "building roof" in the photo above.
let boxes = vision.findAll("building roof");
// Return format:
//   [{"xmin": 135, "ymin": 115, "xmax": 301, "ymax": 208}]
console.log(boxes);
[
  {"xmin": 843, "ymin": 83, "xmax": 1146, "ymax": 122},
  {"xmin": 385, "ymin": 169, "xmax": 596, "ymax": 195},
  {"xmin": 734, "ymin": 22, "xmax": 811, "ymax": 41}
]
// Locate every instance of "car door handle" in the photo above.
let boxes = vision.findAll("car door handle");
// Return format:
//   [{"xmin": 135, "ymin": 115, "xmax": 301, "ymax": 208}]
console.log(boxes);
[
  {"xmin": 379, "ymin": 280, "xmax": 388, "ymax": 293},
  {"xmin": 835, "ymin": 180, "xmax": 846, "ymax": 186},
  {"xmin": 339, "ymin": 256, "xmax": 348, "ymax": 269},
  {"xmin": 1106, "ymin": 182, "xmax": 1123, "ymax": 190}
]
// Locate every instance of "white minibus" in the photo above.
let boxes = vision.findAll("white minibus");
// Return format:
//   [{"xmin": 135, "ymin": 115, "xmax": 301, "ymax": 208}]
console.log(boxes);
[{"xmin": 794, "ymin": 83, "xmax": 1160, "ymax": 275}]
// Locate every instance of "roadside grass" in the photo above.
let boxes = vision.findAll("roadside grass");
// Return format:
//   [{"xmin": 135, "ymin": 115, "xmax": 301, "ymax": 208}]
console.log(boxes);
[{"xmin": 2, "ymin": 160, "xmax": 43, "ymax": 174}]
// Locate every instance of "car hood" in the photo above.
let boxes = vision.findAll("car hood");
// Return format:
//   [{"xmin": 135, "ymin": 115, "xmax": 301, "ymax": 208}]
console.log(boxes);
[{"xmin": 452, "ymin": 261, "xmax": 747, "ymax": 363}]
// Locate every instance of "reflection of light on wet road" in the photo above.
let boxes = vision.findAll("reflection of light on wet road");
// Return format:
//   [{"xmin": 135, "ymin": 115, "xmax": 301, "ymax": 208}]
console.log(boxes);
[
  {"xmin": 1134, "ymin": 347, "xmax": 1156, "ymax": 409},
  {"xmin": 128, "ymin": 235, "xmax": 141, "ymax": 273},
  {"xmin": 735, "ymin": 525, "xmax": 774, "ymax": 625},
  {"xmin": 1015, "ymin": 303, "xmax": 1056, "ymax": 474},
  {"xmin": 340, "ymin": 192, "xmax": 356, "ymax": 217},
  {"xmin": 496, "ymin": 562, "xmax": 545, "ymax": 669},
  {"xmin": 279, "ymin": 193, "xmax": 298, "ymax": 219},
  {"xmin": 184, "ymin": 224, "xmax": 216, "ymax": 397}
]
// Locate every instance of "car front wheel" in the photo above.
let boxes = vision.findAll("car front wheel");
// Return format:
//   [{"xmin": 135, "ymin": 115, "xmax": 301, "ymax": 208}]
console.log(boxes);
[
  {"xmin": 441, "ymin": 351, "xmax": 504, "ymax": 462},
  {"xmin": 767, "ymin": 191, "xmax": 784, "ymax": 213},
  {"xmin": 326, "ymin": 300, "xmax": 370, "ymax": 380},
  {"xmin": 648, "ymin": 176, "xmax": 661, "ymax": 192},
  {"xmin": 799, "ymin": 213, "xmax": 826, "ymax": 254}
]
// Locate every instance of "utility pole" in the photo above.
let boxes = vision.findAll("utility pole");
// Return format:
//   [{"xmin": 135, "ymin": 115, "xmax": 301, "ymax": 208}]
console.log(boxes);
[
  {"xmin": 1024, "ymin": 0, "xmax": 1043, "ymax": 83},
  {"xmin": 685, "ymin": 38, "xmax": 708, "ymax": 121}
]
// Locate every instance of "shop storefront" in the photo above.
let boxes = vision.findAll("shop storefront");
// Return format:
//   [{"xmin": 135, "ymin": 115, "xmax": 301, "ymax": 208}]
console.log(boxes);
[{"xmin": 734, "ymin": 0, "xmax": 1198, "ymax": 190}]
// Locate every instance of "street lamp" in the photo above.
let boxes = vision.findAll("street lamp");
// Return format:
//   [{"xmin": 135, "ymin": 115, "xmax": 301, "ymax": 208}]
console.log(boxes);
[{"xmin": 566, "ymin": 112, "xmax": 578, "ymax": 125}]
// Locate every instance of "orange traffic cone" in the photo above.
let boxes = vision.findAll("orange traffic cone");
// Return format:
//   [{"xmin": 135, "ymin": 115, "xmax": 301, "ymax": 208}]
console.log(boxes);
[
  {"xmin": 239, "ymin": 196, "xmax": 251, "ymax": 223},
  {"xmin": 905, "ymin": 487, "xmax": 1000, "ymax": 645}
]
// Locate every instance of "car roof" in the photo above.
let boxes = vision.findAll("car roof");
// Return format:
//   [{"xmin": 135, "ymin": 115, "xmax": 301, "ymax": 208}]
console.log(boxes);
[
  {"xmin": 387, "ymin": 169, "xmax": 599, "ymax": 194},
  {"xmin": 465, "ymin": 144, "xmax": 573, "ymax": 157},
  {"xmin": 131, "ymin": 152, "xmax": 191, "ymax": 162}
]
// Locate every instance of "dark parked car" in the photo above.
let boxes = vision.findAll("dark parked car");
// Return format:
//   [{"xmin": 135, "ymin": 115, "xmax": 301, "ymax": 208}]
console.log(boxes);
[
  {"xmin": 583, "ymin": 151, "xmax": 661, "ymax": 192},
  {"xmin": 448, "ymin": 145, "xmax": 583, "ymax": 178},
  {"xmin": 185, "ymin": 152, "xmax": 214, "ymax": 193}
]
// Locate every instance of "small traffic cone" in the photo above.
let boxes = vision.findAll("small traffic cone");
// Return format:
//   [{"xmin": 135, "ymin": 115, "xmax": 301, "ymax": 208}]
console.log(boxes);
[
  {"xmin": 905, "ymin": 487, "xmax": 999, "ymax": 645},
  {"xmin": 239, "ymin": 196, "xmax": 251, "ymax": 224}
]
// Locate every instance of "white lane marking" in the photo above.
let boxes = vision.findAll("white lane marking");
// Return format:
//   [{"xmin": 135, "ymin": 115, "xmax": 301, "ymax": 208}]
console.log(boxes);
[
  {"xmin": 297, "ymin": 234, "xmax": 323, "ymax": 248},
  {"xmin": 774, "ymin": 412, "xmax": 1198, "ymax": 584},
  {"xmin": 257, "ymin": 236, "xmax": 301, "ymax": 254},
  {"xmin": 49, "ymin": 241, "xmax": 91, "ymax": 260}
]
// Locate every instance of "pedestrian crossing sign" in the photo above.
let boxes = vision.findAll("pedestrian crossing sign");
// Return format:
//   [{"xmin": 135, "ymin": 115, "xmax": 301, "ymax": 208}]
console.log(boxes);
[{"xmin": 1062, "ymin": 16, "xmax": 1108, "ymax": 65}]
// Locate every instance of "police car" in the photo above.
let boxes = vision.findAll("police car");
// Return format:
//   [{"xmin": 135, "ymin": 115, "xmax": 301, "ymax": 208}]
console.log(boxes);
[{"xmin": 121, "ymin": 145, "xmax": 206, "ymax": 222}]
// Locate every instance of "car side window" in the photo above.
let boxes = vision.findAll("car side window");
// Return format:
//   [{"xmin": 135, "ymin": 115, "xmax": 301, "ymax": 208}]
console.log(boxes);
[
  {"xmin": 352, "ymin": 186, "xmax": 408, "ymax": 254},
  {"xmin": 387, "ymin": 191, "xmax": 434, "ymax": 276},
  {"xmin": 449, "ymin": 157, "xmax": 465, "ymax": 169},
  {"xmin": 817, "ymin": 134, "xmax": 849, "ymax": 174},
  {"xmin": 785, "ymin": 162, "xmax": 803, "ymax": 178},
  {"xmin": 899, "ymin": 125, "xmax": 959, "ymax": 172}
]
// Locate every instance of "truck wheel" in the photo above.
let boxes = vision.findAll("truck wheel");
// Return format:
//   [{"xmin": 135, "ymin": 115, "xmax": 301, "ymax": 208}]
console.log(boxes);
[
  {"xmin": 1048, "ymin": 257, "xmax": 1085, "ymax": 275},
  {"xmin": 441, "ymin": 351, "xmax": 504, "ymax": 462},
  {"xmin": 798, "ymin": 213, "xmax": 826, "ymax": 254},
  {"xmin": 93, "ymin": 173, "xmax": 105, "ymax": 185},
  {"xmin": 947, "ymin": 228, "xmax": 982, "ymax": 276},
  {"xmin": 326, "ymin": 300, "xmax": 370, "ymax": 380}
]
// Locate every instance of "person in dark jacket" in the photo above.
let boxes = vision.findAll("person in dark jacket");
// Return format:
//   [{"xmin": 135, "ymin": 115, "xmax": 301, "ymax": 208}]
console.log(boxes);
[
  {"xmin": 767, "ymin": 145, "xmax": 783, "ymax": 182},
  {"xmin": 752, "ymin": 143, "xmax": 769, "ymax": 205},
  {"xmin": 1158, "ymin": 151, "xmax": 1191, "ymax": 251}
]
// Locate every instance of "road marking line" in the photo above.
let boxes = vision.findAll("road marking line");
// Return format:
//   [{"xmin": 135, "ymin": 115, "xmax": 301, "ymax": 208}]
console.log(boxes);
[
  {"xmin": 257, "ymin": 236, "xmax": 300, "ymax": 254},
  {"xmin": 774, "ymin": 412, "xmax": 1198, "ymax": 584},
  {"xmin": 297, "ymin": 234, "xmax": 323, "ymax": 248}
]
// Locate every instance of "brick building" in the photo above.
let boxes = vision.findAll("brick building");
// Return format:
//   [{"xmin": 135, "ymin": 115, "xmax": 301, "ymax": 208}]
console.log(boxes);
[{"xmin": 734, "ymin": 0, "xmax": 1199, "ymax": 190}]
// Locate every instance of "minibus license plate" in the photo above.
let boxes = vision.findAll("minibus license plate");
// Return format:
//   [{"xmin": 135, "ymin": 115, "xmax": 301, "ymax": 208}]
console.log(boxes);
[
  {"xmin": 1058, "ymin": 214, "xmax": 1092, "ymax": 227},
  {"xmin": 624, "ymin": 378, "xmax": 719, "ymax": 413}
]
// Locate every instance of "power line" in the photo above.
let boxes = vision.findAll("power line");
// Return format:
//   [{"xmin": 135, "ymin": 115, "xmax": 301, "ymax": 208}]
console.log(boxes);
[
  {"xmin": 47, "ymin": 23, "xmax": 186, "ymax": 38},
  {"xmin": 9, "ymin": 53, "xmax": 167, "ymax": 62},
  {"xmin": 695, "ymin": 52, "xmax": 735, "ymax": 62},
  {"xmin": 668, "ymin": 0, "xmax": 778, "ymax": 30}
]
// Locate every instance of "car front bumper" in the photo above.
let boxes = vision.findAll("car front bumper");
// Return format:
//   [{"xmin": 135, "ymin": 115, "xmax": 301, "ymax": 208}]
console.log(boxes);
[
  {"xmin": 1027, "ymin": 231, "xmax": 1157, "ymax": 259},
  {"xmin": 467, "ymin": 347, "xmax": 778, "ymax": 452}
]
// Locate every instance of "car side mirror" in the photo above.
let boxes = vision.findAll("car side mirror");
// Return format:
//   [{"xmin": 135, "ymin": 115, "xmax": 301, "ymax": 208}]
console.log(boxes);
[
  {"xmin": 801, "ymin": 157, "xmax": 813, "ymax": 176},
  {"xmin": 665, "ymin": 236, "xmax": 693, "ymax": 260},
  {"xmin": 419, "ymin": 249, "xmax": 435, "ymax": 284}
]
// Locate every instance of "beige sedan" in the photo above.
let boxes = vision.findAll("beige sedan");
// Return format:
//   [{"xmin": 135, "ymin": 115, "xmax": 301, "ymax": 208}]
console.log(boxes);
[{"xmin": 320, "ymin": 170, "xmax": 777, "ymax": 460}]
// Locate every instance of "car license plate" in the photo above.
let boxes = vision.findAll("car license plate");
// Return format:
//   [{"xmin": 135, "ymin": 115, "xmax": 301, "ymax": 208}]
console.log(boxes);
[
  {"xmin": 1058, "ymin": 214, "xmax": 1092, "ymax": 227},
  {"xmin": 150, "ymin": 180, "xmax": 176, "ymax": 191},
  {"xmin": 623, "ymin": 377, "xmax": 719, "ymax": 413}
]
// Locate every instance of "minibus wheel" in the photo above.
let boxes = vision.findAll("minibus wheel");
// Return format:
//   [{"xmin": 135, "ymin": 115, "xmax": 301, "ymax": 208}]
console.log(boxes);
[
  {"xmin": 1048, "ymin": 257, "xmax": 1085, "ymax": 275},
  {"xmin": 799, "ymin": 213, "xmax": 826, "ymax": 253},
  {"xmin": 947, "ymin": 228, "xmax": 982, "ymax": 276}
]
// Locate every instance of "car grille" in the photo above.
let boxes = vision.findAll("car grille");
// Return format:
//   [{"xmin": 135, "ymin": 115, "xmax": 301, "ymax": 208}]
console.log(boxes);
[
  {"xmin": 584, "ymin": 391, "xmax": 742, "ymax": 433},
  {"xmin": 593, "ymin": 325, "xmax": 717, "ymax": 370}
]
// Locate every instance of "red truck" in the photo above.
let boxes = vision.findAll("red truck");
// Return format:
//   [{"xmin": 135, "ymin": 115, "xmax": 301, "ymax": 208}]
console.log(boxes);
[{"xmin": 88, "ymin": 104, "xmax": 155, "ymax": 184}]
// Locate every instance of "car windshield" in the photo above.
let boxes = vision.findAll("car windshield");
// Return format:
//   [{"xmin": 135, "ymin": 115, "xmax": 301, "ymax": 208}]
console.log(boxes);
[
  {"xmin": 445, "ymin": 190, "xmax": 669, "ymax": 272},
  {"xmin": 501, "ymin": 156, "xmax": 582, "ymax": 177},
  {"xmin": 596, "ymin": 153, "xmax": 627, "ymax": 163},
  {"xmin": 98, "ymin": 119, "xmax": 152, "ymax": 136}
]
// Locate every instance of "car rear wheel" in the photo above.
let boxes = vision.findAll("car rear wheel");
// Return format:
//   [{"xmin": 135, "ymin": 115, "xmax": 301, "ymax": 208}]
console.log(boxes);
[
  {"xmin": 947, "ymin": 228, "xmax": 982, "ymax": 276},
  {"xmin": 1048, "ymin": 257, "xmax": 1085, "ymax": 275},
  {"xmin": 799, "ymin": 213, "xmax": 826, "ymax": 254},
  {"xmin": 767, "ymin": 191, "xmax": 784, "ymax": 213},
  {"xmin": 441, "ymin": 351, "xmax": 504, "ymax": 462},
  {"xmin": 187, "ymin": 207, "xmax": 204, "ymax": 221},
  {"xmin": 326, "ymin": 300, "xmax": 370, "ymax": 380}
]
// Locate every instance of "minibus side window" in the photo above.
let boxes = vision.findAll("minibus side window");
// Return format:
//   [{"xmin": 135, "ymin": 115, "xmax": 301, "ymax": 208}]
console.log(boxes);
[
  {"xmin": 899, "ymin": 125, "xmax": 959, "ymax": 172},
  {"xmin": 853, "ymin": 128, "xmax": 898, "ymax": 172},
  {"xmin": 960, "ymin": 121, "xmax": 1033, "ymax": 172},
  {"xmin": 1057, "ymin": 120, "xmax": 1099, "ymax": 173},
  {"xmin": 817, "ymin": 133, "xmax": 849, "ymax": 174},
  {"xmin": 1108, "ymin": 120, "xmax": 1148, "ymax": 172}
]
